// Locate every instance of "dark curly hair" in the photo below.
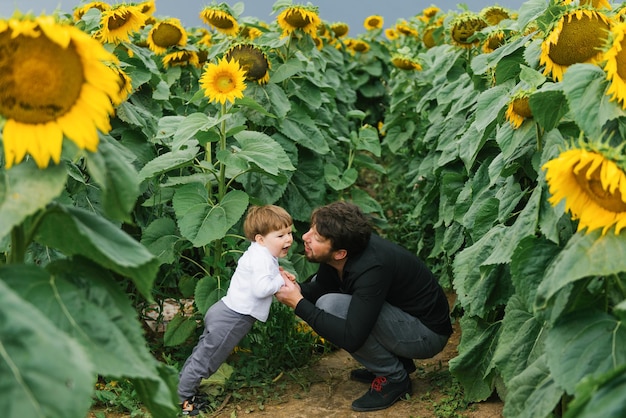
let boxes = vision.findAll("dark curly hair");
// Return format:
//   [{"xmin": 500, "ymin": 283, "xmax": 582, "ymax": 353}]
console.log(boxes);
[{"xmin": 311, "ymin": 201, "xmax": 371, "ymax": 256}]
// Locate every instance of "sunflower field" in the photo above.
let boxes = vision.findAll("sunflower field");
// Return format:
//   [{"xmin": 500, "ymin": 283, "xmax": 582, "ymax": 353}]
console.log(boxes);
[{"xmin": 2, "ymin": 0, "xmax": 626, "ymax": 417}]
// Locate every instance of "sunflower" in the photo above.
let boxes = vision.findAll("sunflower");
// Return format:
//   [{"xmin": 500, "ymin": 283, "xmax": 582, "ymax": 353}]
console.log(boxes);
[
  {"xmin": 225, "ymin": 44, "xmax": 271, "ymax": 84},
  {"xmin": 385, "ymin": 28, "xmax": 399, "ymax": 40},
  {"xmin": 137, "ymin": 0, "xmax": 156, "ymax": 17},
  {"xmin": 482, "ymin": 29, "xmax": 506, "ymax": 53},
  {"xmin": 200, "ymin": 57, "xmax": 247, "ymax": 105},
  {"xmin": 480, "ymin": 6, "xmax": 511, "ymax": 26},
  {"xmin": 396, "ymin": 20, "xmax": 419, "ymax": 37},
  {"xmin": 391, "ymin": 54, "xmax": 422, "ymax": 71},
  {"xmin": 240, "ymin": 25, "xmax": 264, "ymax": 40},
  {"xmin": 147, "ymin": 18, "xmax": 187, "ymax": 54},
  {"xmin": 420, "ymin": 6, "xmax": 441, "ymax": 22},
  {"xmin": 543, "ymin": 147, "xmax": 626, "ymax": 234},
  {"xmin": 364, "ymin": 15, "xmax": 383, "ymax": 30},
  {"xmin": 162, "ymin": 49, "xmax": 200, "ymax": 68},
  {"xmin": 200, "ymin": 5, "xmax": 239, "ymax": 36},
  {"xmin": 0, "ymin": 16, "xmax": 120, "ymax": 169},
  {"xmin": 505, "ymin": 92, "xmax": 533, "ymax": 128},
  {"xmin": 276, "ymin": 5, "xmax": 321, "ymax": 38},
  {"xmin": 561, "ymin": 0, "xmax": 612, "ymax": 8},
  {"xmin": 73, "ymin": 1, "xmax": 110, "ymax": 21},
  {"xmin": 540, "ymin": 9, "xmax": 611, "ymax": 82},
  {"xmin": 98, "ymin": 4, "xmax": 148, "ymax": 44},
  {"xmin": 350, "ymin": 39, "xmax": 370, "ymax": 54},
  {"xmin": 110, "ymin": 65, "xmax": 133, "ymax": 104},
  {"xmin": 450, "ymin": 12, "xmax": 488, "ymax": 49},
  {"xmin": 330, "ymin": 22, "xmax": 349, "ymax": 38},
  {"xmin": 604, "ymin": 22, "xmax": 626, "ymax": 108}
]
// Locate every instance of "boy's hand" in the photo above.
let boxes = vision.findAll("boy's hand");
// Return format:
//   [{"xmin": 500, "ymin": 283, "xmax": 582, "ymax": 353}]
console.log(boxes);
[{"xmin": 279, "ymin": 267, "xmax": 297, "ymax": 283}]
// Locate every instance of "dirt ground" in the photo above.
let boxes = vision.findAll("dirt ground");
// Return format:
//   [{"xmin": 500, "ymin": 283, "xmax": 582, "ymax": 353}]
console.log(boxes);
[{"xmin": 207, "ymin": 299, "xmax": 503, "ymax": 418}]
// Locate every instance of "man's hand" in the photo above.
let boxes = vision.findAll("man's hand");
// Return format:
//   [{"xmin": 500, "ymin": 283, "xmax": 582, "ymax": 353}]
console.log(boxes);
[{"xmin": 275, "ymin": 278, "xmax": 304, "ymax": 309}]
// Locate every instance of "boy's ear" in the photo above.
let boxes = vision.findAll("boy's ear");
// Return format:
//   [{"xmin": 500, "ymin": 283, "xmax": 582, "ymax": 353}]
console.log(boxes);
[{"xmin": 255, "ymin": 234, "xmax": 264, "ymax": 243}]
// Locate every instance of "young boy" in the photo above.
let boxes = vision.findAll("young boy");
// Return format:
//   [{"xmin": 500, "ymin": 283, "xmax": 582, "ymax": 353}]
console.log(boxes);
[{"xmin": 178, "ymin": 205, "xmax": 295, "ymax": 416}]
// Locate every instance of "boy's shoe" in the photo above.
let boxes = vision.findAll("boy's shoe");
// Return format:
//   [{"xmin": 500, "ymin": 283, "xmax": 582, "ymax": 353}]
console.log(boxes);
[
  {"xmin": 181, "ymin": 395, "xmax": 208, "ymax": 416},
  {"xmin": 349, "ymin": 357, "xmax": 416, "ymax": 383},
  {"xmin": 351, "ymin": 375, "xmax": 412, "ymax": 412}
]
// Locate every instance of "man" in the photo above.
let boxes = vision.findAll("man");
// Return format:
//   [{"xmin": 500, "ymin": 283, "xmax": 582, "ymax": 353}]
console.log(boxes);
[{"xmin": 275, "ymin": 201, "xmax": 452, "ymax": 412}]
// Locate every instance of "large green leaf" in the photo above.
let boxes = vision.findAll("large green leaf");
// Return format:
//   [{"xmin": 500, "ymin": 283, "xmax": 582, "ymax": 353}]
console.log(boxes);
[
  {"xmin": 491, "ymin": 296, "xmax": 545, "ymax": 384},
  {"xmin": 174, "ymin": 187, "xmax": 249, "ymax": 247},
  {"xmin": 502, "ymin": 354, "xmax": 564, "ymax": 418},
  {"xmin": 565, "ymin": 364, "xmax": 626, "ymax": 418},
  {"xmin": 279, "ymin": 111, "xmax": 330, "ymax": 154},
  {"xmin": 484, "ymin": 185, "xmax": 541, "ymax": 265},
  {"xmin": 0, "ymin": 161, "xmax": 66, "ymax": 240},
  {"xmin": 324, "ymin": 164, "xmax": 357, "ymax": 191},
  {"xmin": 195, "ymin": 275, "xmax": 226, "ymax": 315},
  {"xmin": 138, "ymin": 142, "xmax": 200, "ymax": 181},
  {"xmin": 86, "ymin": 138, "xmax": 140, "ymax": 223},
  {"xmin": 453, "ymin": 225, "xmax": 509, "ymax": 317},
  {"xmin": 561, "ymin": 64, "xmax": 626, "ymax": 138},
  {"xmin": 546, "ymin": 309, "xmax": 626, "ymax": 394},
  {"xmin": 536, "ymin": 229, "xmax": 626, "ymax": 308},
  {"xmin": 141, "ymin": 217, "xmax": 179, "ymax": 265},
  {"xmin": 35, "ymin": 205, "xmax": 159, "ymax": 301},
  {"xmin": 231, "ymin": 130, "xmax": 296, "ymax": 175},
  {"xmin": 448, "ymin": 315, "xmax": 500, "ymax": 402},
  {"xmin": 164, "ymin": 314, "xmax": 199, "ymax": 347},
  {"xmin": 0, "ymin": 278, "xmax": 94, "ymax": 418},
  {"xmin": 529, "ymin": 87, "xmax": 568, "ymax": 132}
]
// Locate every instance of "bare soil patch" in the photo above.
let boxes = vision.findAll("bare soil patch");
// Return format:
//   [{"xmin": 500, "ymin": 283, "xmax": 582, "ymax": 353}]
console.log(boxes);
[{"xmin": 208, "ymin": 295, "xmax": 503, "ymax": 418}]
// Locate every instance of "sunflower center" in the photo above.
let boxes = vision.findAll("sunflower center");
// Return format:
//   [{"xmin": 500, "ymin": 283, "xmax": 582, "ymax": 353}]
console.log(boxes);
[
  {"xmin": 152, "ymin": 23, "xmax": 183, "ymax": 47},
  {"xmin": 617, "ymin": 37, "xmax": 626, "ymax": 82},
  {"xmin": 285, "ymin": 10, "xmax": 311, "ymax": 28},
  {"xmin": 209, "ymin": 15, "xmax": 235, "ymax": 30},
  {"xmin": 0, "ymin": 32, "xmax": 84, "ymax": 124},
  {"xmin": 575, "ymin": 162, "xmax": 626, "ymax": 213},
  {"xmin": 107, "ymin": 10, "xmax": 132, "ymax": 31},
  {"xmin": 548, "ymin": 13, "xmax": 609, "ymax": 65},
  {"xmin": 215, "ymin": 72, "xmax": 236, "ymax": 93},
  {"xmin": 512, "ymin": 98, "xmax": 533, "ymax": 118},
  {"xmin": 452, "ymin": 18, "xmax": 487, "ymax": 44}
]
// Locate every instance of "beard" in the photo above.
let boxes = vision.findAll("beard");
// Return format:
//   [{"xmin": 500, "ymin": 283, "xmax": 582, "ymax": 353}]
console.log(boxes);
[{"xmin": 304, "ymin": 247, "xmax": 335, "ymax": 264}]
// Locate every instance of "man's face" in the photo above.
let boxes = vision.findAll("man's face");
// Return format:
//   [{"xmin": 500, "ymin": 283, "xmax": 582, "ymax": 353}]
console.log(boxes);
[{"xmin": 301, "ymin": 224, "xmax": 335, "ymax": 263}]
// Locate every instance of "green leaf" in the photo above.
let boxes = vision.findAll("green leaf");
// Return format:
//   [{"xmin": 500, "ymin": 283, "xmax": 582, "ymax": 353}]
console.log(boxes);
[
  {"xmin": 232, "ymin": 130, "xmax": 296, "ymax": 175},
  {"xmin": 356, "ymin": 125, "xmax": 381, "ymax": 157},
  {"xmin": 35, "ymin": 205, "xmax": 159, "ymax": 301},
  {"xmin": 565, "ymin": 364, "xmax": 626, "ymax": 418},
  {"xmin": 141, "ymin": 217, "xmax": 179, "ymax": 265},
  {"xmin": 491, "ymin": 295, "xmax": 545, "ymax": 384},
  {"xmin": 562, "ymin": 64, "xmax": 626, "ymax": 138},
  {"xmin": 529, "ymin": 87, "xmax": 568, "ymax": 132},
  {"xmin": 448, "ymin": 315, "xmax": 500, "ymax": 402},
  {"xmin": 173, "ymin": 113, "xmax": 222, "ymax": 148},
  {"xmin": 0, "ymin": 277, "xmax": 94, "ymax": 418},
  {"xmin": 164, "ymin": 314, "xmax": 199, "ymax": 347},
  {"xmin": 536, "ymin": 229, "xmax": 626, "ymax": 308},
  {"xmin": 546, "ymin": 309, "xmax": 626, "ymax": 394},
  {"xmin": 484, "ymin": 186, "xmax": 541, "ymax": 265},
  {"xmin": 271, "ymin": 58, "xmax": 305, "ymax": 83},
  {"xmin": 195, "ymin": 275, "xmax": 225, "ymax": 315},
  {"xmin": 453, "ymin": 226, "xmax": 511, "ymax": 317},
  {"xmin": 175, "ymin": 188, "xmax": 249, "ymax": 247},
  {"xmin": 234, "ymin": 96, "xmax": 277, "ymax": 118},
  {"xmin": 279, "ymin": 112, "xmax": 330, "ymax": 154},
  {"xmin": 282, "ymin": 151, "xmax": 326, "ymax": 222},
  {"xmin": 138, "ymin": 143, "xmax": 200, "ymax": 181},
  {"xmin": 86, "ymin": 138, "xmax": 140, "ymax": 223},
  {"xmin": 510, "ymin": 236, "xmax": 561, "ymax": 311},
  {"xmin": 502, "ymin": 354, "xmax": 564, "ymax": 418},
  {"xmin": 324, "ymin": 165, "xmax": 358, "ymax": 191},
  {"xmin": 0, "ymin": 161, "xmax": 66, "ymax": 240}
]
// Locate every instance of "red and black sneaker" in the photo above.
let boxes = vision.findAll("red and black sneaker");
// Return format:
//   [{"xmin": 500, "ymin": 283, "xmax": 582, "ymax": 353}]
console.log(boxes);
[{"xmin": 351, "ymin": 375, "xmax": 412, "ymax": 412}]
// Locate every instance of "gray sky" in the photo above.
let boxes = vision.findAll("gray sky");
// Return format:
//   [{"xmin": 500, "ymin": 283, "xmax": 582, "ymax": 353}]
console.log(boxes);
[{"xmin": 1, "ymin": 0, "xmax": 525, "ymax": 34}]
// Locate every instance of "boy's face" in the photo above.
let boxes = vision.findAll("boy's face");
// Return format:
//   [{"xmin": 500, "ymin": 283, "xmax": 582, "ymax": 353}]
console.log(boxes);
[{"xmin": 256, "ymin": 225, "xmax": 293, "ymax": 258}]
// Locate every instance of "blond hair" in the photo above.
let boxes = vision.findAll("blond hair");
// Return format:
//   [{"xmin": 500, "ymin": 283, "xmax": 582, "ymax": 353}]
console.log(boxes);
[{"xmin": 243, "ymin": 205, "xmax": 293, "ymax": 241}]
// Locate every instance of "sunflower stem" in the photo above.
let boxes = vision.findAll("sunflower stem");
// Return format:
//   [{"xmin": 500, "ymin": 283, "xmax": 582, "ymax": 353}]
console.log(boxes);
[
  {"xmin": 8, "ymin": 225, "xmax": 26, "ymax": 264},
  {"xmin": 218, "ymin": 102, "xmax": 227, "ymax": 202},
  {"xmin": 535, "ymin": 123, "xmax": 543, "ymax": 152}
]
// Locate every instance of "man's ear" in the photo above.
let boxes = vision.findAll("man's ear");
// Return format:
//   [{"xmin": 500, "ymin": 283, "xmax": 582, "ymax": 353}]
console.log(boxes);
[{"xmin": 333, "ymin": 249, "xmax": 347, "ymax": 261}]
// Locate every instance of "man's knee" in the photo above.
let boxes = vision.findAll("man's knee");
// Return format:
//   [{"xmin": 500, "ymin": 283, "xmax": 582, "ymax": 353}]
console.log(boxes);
[{"xmin": 316, "ymin": 293, "xmax": 351, "ymax": 318}]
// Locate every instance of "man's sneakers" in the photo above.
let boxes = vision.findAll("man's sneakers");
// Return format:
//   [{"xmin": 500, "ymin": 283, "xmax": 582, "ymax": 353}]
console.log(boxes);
[
  {"xmin": 349, "ymin": 357, "xmax": 416, "ymax": 383},
  {"xmin": 351, "ymin": 375, "xmax": 412, "ymax": 412},
  {"xmin": 180, "ymin": 395, "xmax": 208, "ymax": 416}
]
